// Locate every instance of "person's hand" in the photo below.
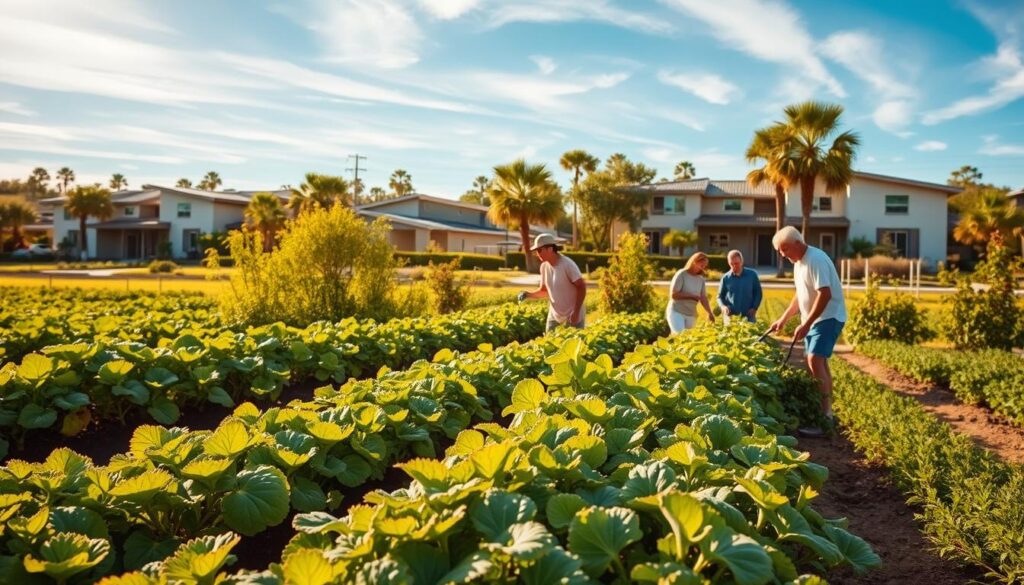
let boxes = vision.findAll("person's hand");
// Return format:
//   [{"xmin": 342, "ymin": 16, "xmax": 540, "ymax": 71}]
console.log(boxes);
[
  {"xmin": 768, "ymin": 318, "xmax": 785, "ymax": 333},
  {"xmin": 793, "ymin": 321, "xmax": 811, "ymax": 341},
  {"xmin": 517, "ymin": 291, "xmax": 528, "ymax": 303},
  {"xmin": 708, "ymin": 314, "xmax": 716, "ymax": 324},
  {"xmin": 747, "ymin": 309, "xmax": 757, "ymax": 320},
  {"xmin": 722, "ymin": 306, "xmax": 732, "ymax": 316}
]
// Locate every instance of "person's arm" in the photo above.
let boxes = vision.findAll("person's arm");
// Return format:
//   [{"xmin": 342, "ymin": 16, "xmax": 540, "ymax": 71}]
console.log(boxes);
[
  {"xmin": 793, "ymin": 287, "xmax": 831, "ymax": 341},
  {"xmin": 699, "ymin": 280, "xmax": 715, "ymax": 322},
  {"xmin": 769, "ymin": 295, "xmax": 800, "ymax": 333},
  {"xmin": 569, "ymin": 277, "xmax": 586, "ymax": 324},
  {"xmin": 717, "ymin": 276, "xmax": 731, "ymax": 315},
  {"xmin": 748, "ymin": 272, "xmax": 763, "ymax": 320},
  {"xmin": 519, "ymin": 266, "xmax": 549, "ymax": 300}
]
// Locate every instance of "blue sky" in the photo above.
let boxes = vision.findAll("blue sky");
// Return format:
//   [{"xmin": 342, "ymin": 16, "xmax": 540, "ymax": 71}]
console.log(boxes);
[{"xmin": 1, "ymin": 0, "xmax": 1023, "ymax": 197}]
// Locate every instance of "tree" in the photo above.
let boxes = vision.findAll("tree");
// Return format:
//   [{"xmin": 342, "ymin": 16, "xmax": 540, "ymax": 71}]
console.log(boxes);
[
  {"xmin": 599, "ymin": 232, "xmax": 656, "ymax": 314},
  {"xmin": 26, "ymin": 167, "xmax": 50, "ymax": 198},
  {"xmin": 576, "ymin": 171, "xmax": 650, "ymax": 251},
  {"xmin": 176, "ymin": 178, "xmax": 193, "ymax": 188},
  {"xmin": 779, "ymin": 101, "xmax": 860, "ymax": 240},
  {"xmin": 560, "ymin": 149, "xmax": 600, "ymax": 249},
  {"xmin": 389, "ymin": 169, "xmax": 414, "ymax": 197},
  {"xmin": 951, "ymin": 187, "xmax": 1024, "ymax": 249},
  {"xmin": 674, "ymin": 160, "xmax": 696, "ymax": 180},
  {"xmin": 368, "ymin": 187, "xmax": 388, "ymax": 202},
  {"xmin": 948, "ymin": 165, "xmax": 983, "ymax": 189},
  {"xmin": 605, "ymin": 153, "xmax": 657, "ymax": 185},
  {"xmin": 662, "ymin": 229, "xmax": 698, "ymax": 256},
  {"xmin": 746, "ymin": 122, "xmax": 794, "ymax": 276},
  {"xmin": 351, "ymin": 178, "xmax": 365, "ymax": 205},
  {"xmin": 56, "ymin": 167, "xmax": 75, "ymax": 195},
  {"xmin": 198, "ymin": 171, "xmax": 222, "ymax": 191},
  {"xmin": 0, "ymin": 202, "xmax": 37, "ymax": 249},
  {"xmin": 459, "ymin": 175, "xmax": 492, "ymax": 205},
  {"xmin": 109, "ymin": 173, "xmax": 128, "ymax": 191},
  {"xmin": 245, "ymin": 193, "xmax": 287, "ymax": 252},
  {"xmin": 288, "ymin": 173, "xmax": 350, "ymax": 215},
  {"xmin": 486, "ymin": 159, "xmax": 564, "ymax": 273},
  {"xmin": 65, "ymin": 185, "xmax": 113, "ymax": 259}
]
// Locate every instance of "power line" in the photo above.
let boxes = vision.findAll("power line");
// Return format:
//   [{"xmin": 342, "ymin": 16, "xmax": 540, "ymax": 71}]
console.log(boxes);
[{"xmin": 346, "ymin": 154, "xmax": 367, "ymax": 206}]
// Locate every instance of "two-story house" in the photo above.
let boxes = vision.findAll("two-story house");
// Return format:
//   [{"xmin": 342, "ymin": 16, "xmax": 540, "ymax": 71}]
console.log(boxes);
[
  {"xmin": 356, "ymin": 194, "xmax": 558, "ymax": 253},
  {"xmin": 616, "ymin": 171, "xmax": 959, "ymax": 268},
  {"xmin": 42, "ymin": 184, "xmax": 289, "ymax": 260}
]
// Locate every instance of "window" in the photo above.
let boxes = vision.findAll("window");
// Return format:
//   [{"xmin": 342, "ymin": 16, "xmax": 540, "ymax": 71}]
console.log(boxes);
[
  {"xmin": 183, "ymin": 229, "xmax": 200, "ymax": 253},
  {"xmin": 652, "ymin": 196, "xmax": 684, "ymax": 215},
  {"xmin": 644, "ymin": 230, "xmax": 663, "ymax": 254},
  {"xmin": 63, "ymin": 208, "xmax": 72, "ymax": 220},
  {"xmin": 123, "ymin": 206, "xmax": 136, "ymax": 217},
  {"xmin": 723, "ymin": 199, "xmax": 742, "ymax": 212},
  {"xmin": 67, "ymin": 230, "xmax": 80, "ymax": 247},
  {"xmin": 754, "ymin": 200, "xmax": 774, "ymax": 215},
  {"xmin": 177, "ymin": 202, "xmax": 192, "ymax": 218},
  {"xmin": 709, "ymin": 233, "xmax": 730, "ymax": 249},
  {"xmin": 818, "ymin": 197, "xmax": 832, "ymax": 212},
  {"xmin": 880, "ymin": 230, "xmax": 909, "ymax": 257},
  {"xmin": 885, "ymin": 194, "xmax": 908, "ymax": 214}
]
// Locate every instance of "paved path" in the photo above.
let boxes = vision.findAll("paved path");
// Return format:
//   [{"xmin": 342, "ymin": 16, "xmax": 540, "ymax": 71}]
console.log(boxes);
[{"xmin": 39, "ymin": 268, "xmax": 140, "ymax": 277}]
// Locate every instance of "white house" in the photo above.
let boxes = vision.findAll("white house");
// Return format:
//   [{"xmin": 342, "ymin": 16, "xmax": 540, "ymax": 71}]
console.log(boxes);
[
  {"xmin": 42, "ymin": 185, "xmax": 289, "ymax": 260},
  {"xmin": 616, "ymin": 171, "xmax": 960, "ymax": 268}
]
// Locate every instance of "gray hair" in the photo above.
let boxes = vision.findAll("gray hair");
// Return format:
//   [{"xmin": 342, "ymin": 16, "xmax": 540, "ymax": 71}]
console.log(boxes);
[
  {"xmin": 772, "ymin": 226, "xmax": 804, "ymax": 248},
  {"xmin": 727, "ymin": 249, "xmax": 743, "ymax": 262}
]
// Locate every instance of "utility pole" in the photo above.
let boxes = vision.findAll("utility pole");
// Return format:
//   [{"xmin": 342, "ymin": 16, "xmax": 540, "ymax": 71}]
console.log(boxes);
[{"xmin": 347, "ymin": 154, "xmax": 367, "ymax": 206}]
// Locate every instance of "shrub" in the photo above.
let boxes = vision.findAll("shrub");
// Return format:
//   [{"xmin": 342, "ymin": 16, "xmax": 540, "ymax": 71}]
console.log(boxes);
[
  {"xmin": 945, "ymin": 238, "xmax": 1023, "ymax": 350},
  {"xmin": 846, "ymin": 283, "xmax": 930, "ymax": 344},
  {"xmin": 843, "ymin": 254, "xmax": 917, "ymax": 280},
  {"xmin": 395, "ymin": 252, "xmax": 505, "ymax": 270},
  {"xmin": 221, "ymin": 205, "xmax": 424, "ymax": 326},
  {"xmin": 426, "ymin": 258, "xmax": 469, "ymax": 314},
  {"xmin": 148, "ymin": 260, "xmax": 179, "ymax": 274},
  {"xmin": 599, "ymin": 232, "xmax": 656, "ymax": 314},
  {"xmin": 507, "ymin": 250, "xmax": 728, "ymax": 272}
]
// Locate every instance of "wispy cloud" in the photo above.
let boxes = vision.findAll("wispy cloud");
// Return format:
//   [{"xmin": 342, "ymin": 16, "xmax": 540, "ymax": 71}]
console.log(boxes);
[
  {"xmin": 415, "ymin": 0, "xmax": 481, "ymax": 19},
  {"xmin": 0, "ymin": 102, "xmax": 35, "ymax": 116},
  {"xmin": 660, "ymin": 0, "xmax": 845, "ymax": 97},
  {"xmin": 531, "ymin": 55, "xmax": 558, "ymax": 75},
  {"xmin": 979, "ymin": 135, "xmax": 1024, "ymax": 156},
  {"xmin": 657, "ymin": 70, "xmax": 740, "ymax": 105},
  {"xmin": 486, "ymin": 0, "xmax": 673, "ymax": 35},
  {"xmin": 914, "ymin": 140, "xmax": 947, "ymax": 152}
]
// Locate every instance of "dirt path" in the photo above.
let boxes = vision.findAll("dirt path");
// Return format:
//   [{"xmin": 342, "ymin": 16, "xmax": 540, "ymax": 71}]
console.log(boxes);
[
  {"xmin": 781, "ymin": 342, "xmax": 978, "ymax": 584},
  {"xmin": 839, "ymin": 352, "xmax": 1024, "ymax": 465}
]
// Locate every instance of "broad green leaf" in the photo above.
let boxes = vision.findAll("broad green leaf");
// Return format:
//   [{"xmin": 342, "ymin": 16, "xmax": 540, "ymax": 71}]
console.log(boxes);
[
  {"xmin": 501, "ymin": 379, "xmax": 548, "ymax": 416},
  {"xmin": 394, "ymin": 542, "xmax": 449, "ymax": 585},
  {"xmin": 50, "ymin": 506, "xmax": 108, "ymax": 539},
  {"xmin": 18, "ymin": 404, "xmax": 57, "ymax": 429},
  {"xmin": 470, "ymin": 490, "xmax": 537, "ymax": 541},
  {"xmin": 546, "ymin": 493, "xmax": 587, "ymax": 530},
  {"xmin": 656, "ymin": 492, "xmax": 709, "ymax": 560},
  {"xmin": 307, "ymin": 421, "xmax": 353, "ymax": 445},
  {"xmin": 163, "ymin": 533, "xmax": 240, "ymax": 584},
  {"xmin": 693, "ymin": 414, "xmax": 744, "ymax": 451},
  {"xmin": 18, "ymin": 354, "xmax": 53, "ymax": 383},
  {"xmin": 337, "ymin": 455, "xmax": 372, "ymax": 487},
  {"xmin": 436, "ymin": 550, "xmax": 493, "ymax": 584},
  {"xmin": 112, "ymin": 381, "xmax": 150, "ymax": 406},
  {"xmin": 207, "ymin": 387, "xmax": 234, "ymax": 408},
  {"xmin": 735, "ymin": 478, "xmax": 789, "ymax": 511},
  {"xmin": 704, "ymin": 529, "xmax": 773, "ymax": 585},
  {"xmin": 622, "ymin": 461, "xmax": 677, "ymax": 501},
  {"xmin": 129, "ymin": 425, "xmax": 173, "ymax": 456},
  {"xmin": 488, "ymin": 521, "xmax": 555, "ymax": 562},
  {"xmin": 143, "ymin": 367, "xmax": 179, "ymax": 389},
  {"xmin": 292, "ymin": 511, "xmax": 347, "ymax": 535},
  {"xmin": 447, "ymin": 429, "xmax": 485, "ymax": 457},
  {"xmin": 352, "ymin": 556, "xmax": 411, "ymax": 585},
  {"xmin": 204, "ymin": 420, "xmax": 252, "ymax": 458},
  {"xmin": 181, "ymin": 458, "xmax": 233, "ymax": 485},
  {"xmin": 290, "ymin": 476, "xmax": 327, "ymax": 513},
  {"xmin": 109, "ymin": 468, "xmax": 176, "ymax": 503},
  {"xmin": 823, "ymin": 525, "xmax": 881, "ymax": 574},
  {"xmin": 470, "ymin": 441, "xmax": 516, "ymax": 480},
  {"xmin": 280, "ymin": 548, "xmax": 340, "ymax": 585},
  {"xmin": 561, "ymin": 435, "xmax": 608, "ymax": 469},
  {"xmin": 98, "ymin": 360, "xmax": 134, "ymax": 385},
  {"xmin": 123, "ymin": 530, "xmax": 178, "ymax": 570},
  {"xmin": 631, "ymin": 562, "xmax": 702, "ymax": 584},
  {"xmin": 567, "ymin": 507, "xmax": 642, "ymax": 576},
  {"xmin": 54, "ymin": 392, "xmax": 90, "ymax": 411},
  {"xmin": 520, "ymin": 546, "xmax": 589, "ymax": 585},
  {"xmin": 147, "ymin": 397, "xmax": 180, "ymax": 425},
  {"xmin": 23, "ymin": 533, "xmax": 110, "ymax": 581},
  {"xmin": 222, "ymin": 466, "xmax": 290, "ymax": 536},
  {"xmin": 60, "ymin": 408, "xmax": 92, "ymax": 437}
]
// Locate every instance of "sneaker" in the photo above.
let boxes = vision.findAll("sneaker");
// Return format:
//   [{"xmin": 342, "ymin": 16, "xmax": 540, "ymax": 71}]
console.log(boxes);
[{"xmin": 798, "ymin": 425, "xmax": 826, "ymax": 438}]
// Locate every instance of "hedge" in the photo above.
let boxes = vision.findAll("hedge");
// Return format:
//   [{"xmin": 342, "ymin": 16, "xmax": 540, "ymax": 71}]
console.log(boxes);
[
  {"xmin": 395, "ymin": 251, "xmax": 507, "ymax": 270},
  {"xmin": 506, "ymin": 251, "xmax": 729, "ymax": 273}
]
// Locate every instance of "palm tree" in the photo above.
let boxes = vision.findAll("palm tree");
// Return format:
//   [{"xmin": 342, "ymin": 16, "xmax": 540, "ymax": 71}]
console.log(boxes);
[
  {"xmin": 486, "ymin": 159, "xmax": 564, "ymax": 273},
  {"xmin": 198, "ymin": 171, "xmax": 222, "ymax": 191},
  {"xmin": 674, "ymin": 161, "xmax": 696, "ymax": 180},
  {"xmin": 952, "ymin": 187, "xmax": 1024, "ymax": 248},
  {"xmin": 779, "ymin": 101, "xmax": 860, "ymax": 239},
  {"xmin": 473, "ymin": 175, "xmax": 490, "ymax": 194},
  {"xmin": 351, "ymin": 178, "xmax": 365, "ymax": 205},
  {"xmin": 662, "ymin": 229, "xmax": 698, "ymax": 257},
  {"xmin": 176, "ymin": 178, "xmax": 193, "ymax": 188},
  {"xmin": 368, "ymin": 187, "xmax": 387, "ymax": 202},
  {"xmin": 389, "ymin": 169, "xmax": 414, "ymax": 197},
  {"xmin": 288, "ymin": 173, "xmax": 350, "ymax": 215},
  {"xmin": 56, "ymin": 167, "xmax": 75, "ymax": 195},
  {"xmin": 28, "ymin": 167, "xmax": 50, "ymax": 197},
  {"xmin": 746, "ymin": 123, "xmax": 795, "ymax": 276},
  {"xmin": 109, "ymin": 173, "xmax": 128, "ymax": 191},
  {"xmin": 0, "ymin": 202, "xmax": 37, "ymax": 249},
  {"xmin": 66, "ymin": 185, "xmax": 113, "ymax": 259},
  {"xmin": 559, "ymin": 149, "xmax": 600, "ymax": 248},
  {"xmin": 245, "ymin": 193, "xmax": 287, "ymax": 252}
]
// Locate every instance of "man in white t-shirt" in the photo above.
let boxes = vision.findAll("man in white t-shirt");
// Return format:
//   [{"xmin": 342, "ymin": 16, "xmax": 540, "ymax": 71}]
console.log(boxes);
[
  {"xmin": 517, "ymin": 233, "xmax": 586, "ymax": 332},
  {"xmin": 768, "ymin": 226, "xmax": 847, "ymax": 436}
]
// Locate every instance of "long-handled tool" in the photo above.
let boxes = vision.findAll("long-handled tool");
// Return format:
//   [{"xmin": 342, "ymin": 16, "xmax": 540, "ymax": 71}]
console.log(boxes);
[{"xmin": 757, "ymin": 328, "xmax": 799, "ymax": 366}]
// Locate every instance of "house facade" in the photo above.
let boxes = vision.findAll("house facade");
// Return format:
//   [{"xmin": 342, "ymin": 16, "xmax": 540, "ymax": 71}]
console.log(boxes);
[
  {"xmin": 43, "ymin": 185, "xmax": 289, "ymax": 260},
  {"xmin": 615, "ymin": 171, "xmax": 959, "ymax": 268}
]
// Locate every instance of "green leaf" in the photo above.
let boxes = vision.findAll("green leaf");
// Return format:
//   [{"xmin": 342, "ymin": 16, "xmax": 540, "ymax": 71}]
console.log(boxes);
[
  {"xmin": 109, "ymin": 469, "xmax": 176, "ymax": 503},
  {"xmin": 621, "ymin": 461, "xmax": 677, "ymax": 501},
  {"xmin": 567, "ymin": 506, "xmax": 642, "ymax": 576},
  {"xmin": 546, "ymin": 493, "xmax": 587, "ymax": 530},
  {"xmin": 704, "ymin": 529, "xmax": 773, "ymax": 585},
  {"xmin": 181, "ymin": 458, "xmax": 233, "ymax": 486},
  {"xmin": 23, "ymin": 533, "xmax": 110, "ymax": 581},
  {"xmin": 394, "ymin": 542, "xmax": 449, "ymax": 585},
  {"xmin": 50, "ymin": 506, "xmax": 108, "ymax": 539},
  {"xmin": 143, "ymin": 367, "xmax": 179, "ymax": 389},
  {"xmin": 337, "ymin": 454, "xmax": 372, "ymax": 487},
  {"xmin": 163, "ymin": 533, "xmax": 240, "ymax": 584},
  {"xmin": 501, "ymin": 379, "xmax": 549, "ymax": 416},
  {"xmin": 631, "ymin": 562, "xmax": 702, "ymax": 584},
  {"xmin": 204, "ymin": 420, "xmax": 252, "ymax": 458},
  {"xmin": 520, "ymin": 546, "xmax": 589, "ymax": 585},
  {"xmin": 98, "ymin": 360, "xmax": 134, "ymax": 385},
  {"xmin": 280, "ymin": 548, "xmax": 341, "ymax": 585},
  {"xmin": 18, "ymin": 404, "xmax": 57, "ymax": 429},
  {"xmin": 207, "ymin": 387, "xmax": 234, "ymax": 408},
  {"xmin": 352, "ymin": 556, "xmax": 411, "ymax": 585},
  {"xmin": 123, "ymin": 530, "xmax": 178, "ymax": 570},
  {"xmin": 54, "ymin": 392, "xmax": 90, "ymax": 411},
  {"xmin": 658, "ymin": 492, "xmax": 709, "ymax": 554},
  {"xmin": 290, "ymin": 476, "xmax": 327, "ymax": 513},
  {"xmin": 112, "ymin": 380, "xmax": 150, "ymax": 406},
  {"xmin": 470, "ymin": 441, "xmax": 516, "ymax": 480},
  {"xmin": 693, "ymin": 414, "xmax": 744, "ymax": 451},
  {"xmin": 222, "ymin": 465, "xmax": 290, "ymax": 536},
  {"xmin": 147, "ymin": 397, "xmax": 180, "ymax": 425},
  {"xmin": 488, "ymin": 521, "xmax": 555, "ymax": 562},
  {"xmin": 292, "ymin": 511, "xmax": 347, "ymax": 535},
  {"xmin": 823, "ymin": 525, "xmax": 881, "ymax": 574},
  {"xmin": 18, "ymin": 354, "xmax": 53, "ymax": 383},
  {"xmin": 470, "ymin": 490, "xmax": 537, "ymax": 541},
  {"xmin": 437, "ymin": 550, "xmax": 493, "ymax": 584}
]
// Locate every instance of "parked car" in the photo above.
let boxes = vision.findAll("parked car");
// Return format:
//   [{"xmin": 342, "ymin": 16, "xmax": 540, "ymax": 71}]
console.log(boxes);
[{"xmin": 11, "ymin": 243, "xmax": 54, "ymax": 259}]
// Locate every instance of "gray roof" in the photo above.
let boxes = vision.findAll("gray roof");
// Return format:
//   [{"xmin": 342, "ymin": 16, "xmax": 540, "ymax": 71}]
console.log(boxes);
[
  {"xmin": 1008, "ymin": 187, "xmax": 1024, "ymax": 198},
  {"xmin": 851, "ymin": 171, "xmax": 961, "ymax": 194},
  {"xmin": 357, "ymin": 193, "xmax": 490, "ymax": 213},
  {"xmin": 694, "ymin": 214, "xmax": 850, "ymax": 228},
  {"xmin": 629, "ymin": 178, "xmax": 775, "ymax": 198},
  {"xmin": 358, "ymin": 210, "xmax": 510, "ymax": 237},
  {"xmin": 41, "ymin": 186, "xmax": 289, "ymax": 206}
]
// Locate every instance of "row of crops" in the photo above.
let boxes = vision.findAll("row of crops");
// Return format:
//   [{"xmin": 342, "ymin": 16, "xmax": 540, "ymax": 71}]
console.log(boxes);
[
  {"xmin": 855, "ymin": 340, "xmax": 1024, "ymax": 426},
  {"xmin": 0, "ymin": 317, "xmax": 882, "ymax": 584}
]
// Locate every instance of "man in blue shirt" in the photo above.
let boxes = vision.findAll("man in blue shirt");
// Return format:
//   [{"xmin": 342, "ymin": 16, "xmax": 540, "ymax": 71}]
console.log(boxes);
[{"xmin": 718, "ymin": 250, "xmax": 763, "ymax": 324}]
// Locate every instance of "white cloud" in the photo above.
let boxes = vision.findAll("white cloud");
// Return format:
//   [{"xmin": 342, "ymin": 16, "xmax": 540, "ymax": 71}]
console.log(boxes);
[
  {"xmin": 914, "ymin": 140, "xmax": 947, "ymax": 152},
  {"xmin": 872, "ymin": 101, "xmax": 915, "ymax": 137},
  {"xmin": 531, "ymin": 55, "xmax": 558, "ymax": 75},
  {"xmin": 923, "ymin": 44, "xmax": 1024, "ymax": 124},
  {"xmin": 660, "ymin": 0, "xmax": 845, "ymax": 97},
  {"xmin": 4, "ymin": 0, "xmax": 176, "ymax": 35},
  {"xmin": 651, "ymin": 109, "xmax": 706, "ymax": 132},
  {"xmin": 442, "ymin": 70, "xmax": 630, "ymax": 110},
  {"xmin": 416, "ymin": 0, "xmax": 480, "ymax": 19},
  {"xmin": 0, "ymin": 102, "xmax": 36, "ymax": 116},
  {"xmin": 657, "ymin": 70, "xmax": 740, "ymax": 105},
  {"xmin": 979, "ymin": 135, "xmax": 1024, "ymax": 156},
  {"xmin": 486, "ymin": 0, "xmax": 673, "ymax": 34}
]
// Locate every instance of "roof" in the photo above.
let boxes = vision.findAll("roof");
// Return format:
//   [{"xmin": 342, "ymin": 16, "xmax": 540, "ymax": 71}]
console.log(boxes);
[
  {"xmin": 141, "ymin": 184, "xmax": 261, "ymax": 204},
  {"xmin": 694, "ymin": 214, "xmax": 850, "ymax": 228},
  {"xmin": 41, "ymin": 186, "xmax": 290, "ymax": 206},
  {"xmin": 852, "ymin": 171, "xmax": 962, "ymax": 194},
  {"xmin": 628, "ymin": 178, "xmax": 775, "ymax": 198},
  {"xmin": 88, "ymin": 218, "xmax": 170, "ymax": 230},
  {"xmin": 359, "ymin": 210, "xmax": 521, "ymax": 238},
  {"xmin": 357, "ymin": 193, "xmax": 490, "ymax": 213},
  {"xmin": 1008, "ymin": 187, "xmax": 1024, "ymax": 198}
]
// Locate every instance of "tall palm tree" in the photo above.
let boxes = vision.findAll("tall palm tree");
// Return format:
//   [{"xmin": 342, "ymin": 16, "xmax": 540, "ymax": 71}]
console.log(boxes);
[
  {"xmin": 351, "ymin": 178, "xmax": 364, "ymax": 205},
  {"xmin": 1, "ymin": 202, "xmax": 37, "ymax": 249},
  {"xmin": 288, "ymin": 173, "xmax": 350, "ymax": 215},
  {"xmin": 389, "ymin": 169, "xmax": 414, "ymax": 197},
  {"xmin": 662, "ymin": 229, "xmax": 698, "ymax": 257},
  {"xmin": 199, "ymin": 171, "xmax": 222, "ymax": 191},
  {"xmin": 109, "ymin": 173, "xmax": 128, "ymax": 191},
  {"xmin": 176, "ymin": 178, "xmax": 193, "ymax": 188},
  {"xmin": 952, "ymin": 187, "xmax": 1024, "ymax": 248},
  {"xmin": 369, "ymin": 187, "xmax": 387, "ymax": 202},
  {"xmin": 674, "ymin": 160, "xmax": 696, "ymax": 180},
  {"xmin": 65, "ymin": 185, "xmax": 113, "ymax": 259},
  {"xmin": 486, "ymin": 159, "xmax": 564, "ymax": 273},
  {"xmin": 779, "ymin": 101, "xmax": 860, "ymax": 238},
  {"xmin": 28, "ymin": 167, "xmax": 50, "ymax": 197},
  {"xmin": 245, "ymin": 193, "xmax": 287, "ymax": 252},
  {"xmin": 56, "ymin": 167, "xmax": 75, "ymax": 195},
  {"xmin": 746, "ymin": 123, "xmax": 795, "ymax": 276},
  {"xmin": 559, "ymin": 149, "xmax": 599, "ymax": 248},
  {"xmin": 473, "ymin": 175, "xmax": 490, "ymax": 194}
]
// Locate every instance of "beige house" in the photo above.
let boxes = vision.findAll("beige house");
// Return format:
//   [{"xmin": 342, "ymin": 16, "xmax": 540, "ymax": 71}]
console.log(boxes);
[
  {"xmin": 615, "ymin": 171, "xmax": 960, "ymax": 267},
  {"xmin": 357, "ymin": 194, "xmax": 557, "ymax": 254}
]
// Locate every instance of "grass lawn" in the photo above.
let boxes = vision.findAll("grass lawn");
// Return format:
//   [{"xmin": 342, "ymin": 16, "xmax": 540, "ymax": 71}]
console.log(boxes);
[{"xmin": 0, "ymin": 275, "xmax": 231, "ymax": 294}]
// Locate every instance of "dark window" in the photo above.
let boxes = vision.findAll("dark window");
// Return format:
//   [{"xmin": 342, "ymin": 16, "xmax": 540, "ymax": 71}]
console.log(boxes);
[
  {"xmin": 818, "ymin": 197, "xmax": 832, "ymax": 211},
  {"xmin": 177, "ymin": 202, "xmax": 192, "ymax": 218},
  {"xmin": 885, "ymin": 195, "xmax": 908, "ymax": 214},
  {"xmin": 723, "ymin": 199, "xmax": 741, "ymax": 212}
]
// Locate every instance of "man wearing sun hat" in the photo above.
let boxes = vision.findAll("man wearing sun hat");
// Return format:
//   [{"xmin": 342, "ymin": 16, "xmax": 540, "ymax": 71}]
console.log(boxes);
[{"xmin": 517, "ymin": 233, "xmax": 587, "ymax": 331}]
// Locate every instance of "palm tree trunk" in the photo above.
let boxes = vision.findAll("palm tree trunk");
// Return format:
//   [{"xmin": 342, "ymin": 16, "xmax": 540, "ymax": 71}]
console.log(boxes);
[
  {"xmin": 801, "ymin": 177, "xmax": 814, "ymax": 246},
  {"xmin": 775, "ymin": 184, "xmax": 786, "ymax": 277},
  {"xmin": 521, "ymin": 216, "xmax": 537, "ymax": 274},
  {"xmin": 79, "ymin": 215, "xmax": 88, "ymax": 260},
  {"xmin": 571, "ymin": 169, "xmax": 580, "ymax": 249}
]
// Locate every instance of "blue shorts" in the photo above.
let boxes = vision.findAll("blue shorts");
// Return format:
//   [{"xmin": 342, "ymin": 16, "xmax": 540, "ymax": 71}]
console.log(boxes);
[{"xmin": 805, "ymin": 318, "xmax": 844, "ymax": 358}]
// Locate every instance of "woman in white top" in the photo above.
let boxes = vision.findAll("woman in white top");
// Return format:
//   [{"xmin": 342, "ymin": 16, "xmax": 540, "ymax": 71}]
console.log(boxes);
[{"xmin": 666, "ymin": 251, "xmax": 715, "ymax": 334}]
